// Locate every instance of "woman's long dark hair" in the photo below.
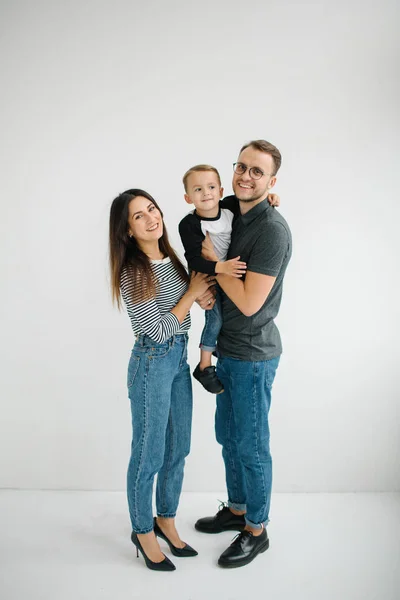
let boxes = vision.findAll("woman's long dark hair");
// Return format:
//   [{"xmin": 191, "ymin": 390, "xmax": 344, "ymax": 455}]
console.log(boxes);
[{"xmin": 109, "ymin": 189, "xmax": 189, "ymax": 307}]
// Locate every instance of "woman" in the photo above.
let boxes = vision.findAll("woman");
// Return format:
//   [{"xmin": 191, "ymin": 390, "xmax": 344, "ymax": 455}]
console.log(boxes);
[{"xmin": 109, "ymin": 189, "xmax": 214, "ymax": 571}]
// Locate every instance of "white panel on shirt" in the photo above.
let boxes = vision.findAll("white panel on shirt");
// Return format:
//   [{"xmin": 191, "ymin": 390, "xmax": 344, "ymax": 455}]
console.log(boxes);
[{"xmin": 199, "ymin": 209, "xmax": 234, "ymax": 261}]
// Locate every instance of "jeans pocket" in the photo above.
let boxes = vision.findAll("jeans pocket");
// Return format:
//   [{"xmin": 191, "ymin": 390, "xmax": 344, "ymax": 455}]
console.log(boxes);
[
  {"xmin": 148, "ymin": 342, "xmax": 172, "ymax": 359},
  {"xmin": 265, "ymin": 356, "xmax": 280, "ymax": 387},
  {"xmin": 127, "ymin": 355, "xmax": 141, "ymax": 388}
]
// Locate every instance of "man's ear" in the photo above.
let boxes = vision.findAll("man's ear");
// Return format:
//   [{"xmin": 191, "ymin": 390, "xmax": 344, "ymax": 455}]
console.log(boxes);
[
  {"xmin": 268, "ymin": 177, "xmax": 277, "ymax": 190},
  {"xmin": 184, "ymin": 194, "xmax": 193, "ymax": 205}
]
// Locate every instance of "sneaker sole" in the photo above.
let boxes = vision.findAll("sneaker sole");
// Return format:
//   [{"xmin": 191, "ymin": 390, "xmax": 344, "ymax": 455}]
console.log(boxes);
[{"xmin": 217, "ymin": 539, "xmax": 270, "ymax": 568}]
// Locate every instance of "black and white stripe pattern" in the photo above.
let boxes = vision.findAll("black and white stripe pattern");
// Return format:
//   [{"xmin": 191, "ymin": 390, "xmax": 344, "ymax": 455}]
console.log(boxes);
[{"xmin": 120, "ymin": 257, "xmax": 190, "ymax": 343}]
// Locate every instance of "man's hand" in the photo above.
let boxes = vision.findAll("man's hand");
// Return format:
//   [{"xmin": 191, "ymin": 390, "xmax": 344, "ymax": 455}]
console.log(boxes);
[
  {"xmin": 201, "ymin": 232, "xmax": 219, "ymax": 262},
  {"xmin": 215, "ymin": 257, "xmax": 247, "ymax": 278},
  {"xmin": 267, "ymin": 193, "xmax": 280, "ymax": 207}
]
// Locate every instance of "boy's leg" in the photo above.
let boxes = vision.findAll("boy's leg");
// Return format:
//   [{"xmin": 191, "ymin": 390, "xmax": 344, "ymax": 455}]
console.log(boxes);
[
  {"xmin": 193, "ymin": 291, "xmax": 224, "ymax": 393},
  {"xmin": 199, "ymin": 348, "xmax": 213, "ymax": 370}
]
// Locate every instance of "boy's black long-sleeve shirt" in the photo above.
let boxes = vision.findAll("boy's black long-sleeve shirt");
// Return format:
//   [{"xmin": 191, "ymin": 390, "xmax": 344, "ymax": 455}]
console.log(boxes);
[{"xmin": 179, "ymin": 196, "xmax": 239, "ymax": 275}]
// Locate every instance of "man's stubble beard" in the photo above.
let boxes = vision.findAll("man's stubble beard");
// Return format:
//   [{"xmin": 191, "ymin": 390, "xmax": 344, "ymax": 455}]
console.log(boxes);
[
  {"xmin": 234, "ymin": 182, "xmax": 271, "ymax": 205},
  {"xmin": 235, "ymin": 190, "xmax": 268, "ymax": 204}
]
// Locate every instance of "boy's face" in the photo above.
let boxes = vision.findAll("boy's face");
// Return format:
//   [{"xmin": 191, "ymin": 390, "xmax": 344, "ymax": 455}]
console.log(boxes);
[{"xmin": 184, "ymin": 171, "xmax": 223, "ymax": 215}]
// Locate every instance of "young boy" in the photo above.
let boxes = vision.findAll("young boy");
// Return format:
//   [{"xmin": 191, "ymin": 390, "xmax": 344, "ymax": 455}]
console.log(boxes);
[{"xmin": 178, "ymin": 164, "xmax": 279, "ymax": 394}]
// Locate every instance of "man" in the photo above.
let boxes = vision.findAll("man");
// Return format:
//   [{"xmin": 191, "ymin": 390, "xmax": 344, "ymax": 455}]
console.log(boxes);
[{"xmin": 196, "ymin": 140, "xmax": 292, "ymax": 568}]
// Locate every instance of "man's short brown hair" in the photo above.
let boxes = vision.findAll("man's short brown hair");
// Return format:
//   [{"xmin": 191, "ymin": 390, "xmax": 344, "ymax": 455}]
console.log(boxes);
[
  {"xmin": 240, "ymin": 140, "xmax": 282, "ymax": 175},
  {"xmin": 182, "ymin": 164, "xmax": 222, "ymax": 193}
]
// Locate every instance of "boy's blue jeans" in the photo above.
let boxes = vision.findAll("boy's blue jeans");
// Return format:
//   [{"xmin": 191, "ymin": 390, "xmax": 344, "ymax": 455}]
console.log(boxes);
[
  {"xmin": 126, "ymin": 334, "xmax": 192, "ymax": 533},
  {"xmin": 215, "ymin": 355, "xmax": 280, "ymax": 529},
  {"xmin": 200, "ymin": 287, "xmax": 222, "ymax": 352}
]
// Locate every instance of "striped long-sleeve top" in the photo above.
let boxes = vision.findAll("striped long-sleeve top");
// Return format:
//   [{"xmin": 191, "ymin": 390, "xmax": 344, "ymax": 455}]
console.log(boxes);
[{"xmin": 120, "ymin": 257, "xmax": 191, "ymax": 343}]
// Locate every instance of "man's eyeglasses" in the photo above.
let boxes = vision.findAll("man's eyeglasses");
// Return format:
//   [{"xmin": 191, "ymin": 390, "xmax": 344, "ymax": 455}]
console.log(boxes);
[{"xmin": 233, "ymin": 162, "xmax": 269, "ymax": 180}]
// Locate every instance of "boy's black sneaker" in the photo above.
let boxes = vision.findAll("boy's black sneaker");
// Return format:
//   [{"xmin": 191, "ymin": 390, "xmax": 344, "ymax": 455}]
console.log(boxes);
[{"xmin": 193, "ymin": 363, "xmax": 224, "ymax": 394}]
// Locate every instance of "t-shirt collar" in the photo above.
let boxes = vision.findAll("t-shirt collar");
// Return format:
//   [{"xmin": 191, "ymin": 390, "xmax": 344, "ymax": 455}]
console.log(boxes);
[{"xmin": 240, "ymin": 197, "xmax": 271, "ymax": 226}]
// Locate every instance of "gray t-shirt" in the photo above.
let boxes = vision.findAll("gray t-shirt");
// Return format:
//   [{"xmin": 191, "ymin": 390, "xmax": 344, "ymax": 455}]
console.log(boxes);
[{"xmin": 217, "ymin": 196, "xmax": 292, "ymax": 361}]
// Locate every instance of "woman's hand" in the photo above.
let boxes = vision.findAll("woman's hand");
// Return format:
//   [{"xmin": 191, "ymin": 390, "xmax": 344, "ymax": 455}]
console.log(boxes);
[
  {"xmin": 267, "ymin": 193, "xmax": 280, "ymax": 207},
  {"xmin": 196, "ymin": 286, "xmax": 217, "ymax": 310},
  {"xmin": 188, "ymin": 271, "xmax": 216, "ymax": 300}
]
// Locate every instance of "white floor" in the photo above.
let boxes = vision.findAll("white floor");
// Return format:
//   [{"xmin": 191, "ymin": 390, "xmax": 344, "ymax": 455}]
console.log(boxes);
[{"xmin": 0, "ymin": 491, "xmax": 399, "ymax": 600}]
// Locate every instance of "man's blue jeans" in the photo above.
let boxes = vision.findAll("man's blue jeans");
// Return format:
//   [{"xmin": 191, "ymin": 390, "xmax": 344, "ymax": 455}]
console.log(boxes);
[
  {"xmin": 215, "ymin": 355, "xmax": 280, "ymax": 529},
  {"xmin": 126, "ymin": 334, "xmax": 192, "ymax": 534}
]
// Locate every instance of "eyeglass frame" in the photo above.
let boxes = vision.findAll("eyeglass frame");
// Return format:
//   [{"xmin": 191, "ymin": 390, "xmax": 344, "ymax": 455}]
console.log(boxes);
[{"xmin": 232, "ymin": 162, "xmax": 271, "ymax": 180}]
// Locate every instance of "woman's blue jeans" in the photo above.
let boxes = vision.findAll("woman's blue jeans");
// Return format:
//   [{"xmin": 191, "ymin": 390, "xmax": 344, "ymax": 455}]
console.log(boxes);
[
  {"xmin": 126, "ymin": 334, "xmax": 192, "ymax": 534},
  {"xmin": 215, "ymin": 355, "xmax": 280, "ymax": 529}
]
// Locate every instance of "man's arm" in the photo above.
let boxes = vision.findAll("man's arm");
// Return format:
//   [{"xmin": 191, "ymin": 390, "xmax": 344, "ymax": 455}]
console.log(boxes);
[
  {"xmin": 216, "ymin": 271, "xmax": 276, "ymax": 317},
  {"xmin": 202, "ymin": 221, "xmax": 288, "ymax": 316}
]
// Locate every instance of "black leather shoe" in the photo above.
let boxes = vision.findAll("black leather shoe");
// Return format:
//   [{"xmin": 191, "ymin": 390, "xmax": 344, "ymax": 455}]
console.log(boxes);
[
  {"xmin": 193, "ymin": 363, "xmax": 224, "ymax": 394},
  {"xmin": 218, "ymin": 528, "xmax": 269, "ymax": 568},
  {"xmin": 153, "ymin": 518, "xmax": 198, "ymax": 557},
  {"xmin": 195, "ymin": 504, "xmax": 246, "ymax": 534},
  {"xmin": 131, "ymin": 531, "xmax": 176, "ymax": 571}
]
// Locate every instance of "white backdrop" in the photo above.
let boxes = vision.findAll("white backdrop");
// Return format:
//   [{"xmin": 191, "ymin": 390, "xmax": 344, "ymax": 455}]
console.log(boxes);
[{"xmin": 0, "ymin": 0, "xmax": 399, "ymax": 493}]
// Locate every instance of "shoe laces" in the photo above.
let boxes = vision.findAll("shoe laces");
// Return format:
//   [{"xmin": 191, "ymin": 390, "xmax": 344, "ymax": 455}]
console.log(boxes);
[
  {"xmin": 230, "ymin": 530, "xmax": 252, "ymax": 547},
  {"xmin": 216, "ymin": 500, "xmax": 230, "ymax": 516}
]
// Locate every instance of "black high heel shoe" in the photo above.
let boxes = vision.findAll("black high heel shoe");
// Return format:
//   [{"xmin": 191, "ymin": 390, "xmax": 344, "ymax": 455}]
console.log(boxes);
[
  {"xmin": 153, "ymin": 517, "xmax": 198, "ymax": 557},
  {"xmin": 131, "ymin": 531, "xmax": 176, "ymax": 571}
]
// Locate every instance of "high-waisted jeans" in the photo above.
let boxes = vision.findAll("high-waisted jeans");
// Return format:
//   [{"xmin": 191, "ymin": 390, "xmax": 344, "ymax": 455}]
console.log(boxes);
[
  {"xmin": 215, "ymin": 355, "xmax": 280, "ymax": 529},
  {"xmin": 126, "ymin": 333, "xmax": 192, "ymax": 534}
]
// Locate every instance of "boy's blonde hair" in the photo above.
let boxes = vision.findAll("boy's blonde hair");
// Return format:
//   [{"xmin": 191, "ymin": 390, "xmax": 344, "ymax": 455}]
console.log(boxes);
[{"xmin": 182, "ymin": 164, "xmax": 222, "ymax": 193}]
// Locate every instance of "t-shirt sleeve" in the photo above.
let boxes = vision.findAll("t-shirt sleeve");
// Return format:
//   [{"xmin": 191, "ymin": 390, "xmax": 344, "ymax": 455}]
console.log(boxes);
[
  {"xmin": 120, "ymin": 272, "xmax": 181, "ymax": 343},
  {"xmin": 178, "ymin": 215, "xmax": 217, "ymax": 275},
  {"xmin": 247, "ymin": 222, "xmax": 290, "ymax": 277}
]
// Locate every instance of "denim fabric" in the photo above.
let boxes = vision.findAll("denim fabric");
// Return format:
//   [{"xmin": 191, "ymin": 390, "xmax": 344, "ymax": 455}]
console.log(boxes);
[
  {"xmin": 199, "ymin": 288, "xmax": 222, "ymax": 352},
  {"xmin": 215, "ymin": 355, "xmax": 280, "ymax": 528},
  {"xmin": 127, "ymin": 333, "xmax": 192, "ymax": 534}
]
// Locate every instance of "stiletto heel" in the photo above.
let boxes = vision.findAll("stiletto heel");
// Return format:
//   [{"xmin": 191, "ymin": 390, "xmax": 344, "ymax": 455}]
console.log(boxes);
[
  {"xmin": 131, "ymin": 531, "xmax": 176, "ymax": 571},
  {"xmin": 153, "ymin": 517, "xmax": 198, "ymax": 557}
]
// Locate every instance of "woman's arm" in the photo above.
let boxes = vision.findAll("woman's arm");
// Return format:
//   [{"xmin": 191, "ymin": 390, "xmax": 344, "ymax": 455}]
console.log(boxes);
[
  {"xmin": 122, "ymin": 271, "xmax": 215, "ymax": 343},
  {"xmin": 170, "ymin": 272, "xmax": 215, "ymax": 322}
]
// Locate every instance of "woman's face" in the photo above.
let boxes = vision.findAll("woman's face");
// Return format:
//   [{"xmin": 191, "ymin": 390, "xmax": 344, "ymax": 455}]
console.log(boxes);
[{"xmin": 127, "ymin": 196, "xmax": 163, "ymax": 245}]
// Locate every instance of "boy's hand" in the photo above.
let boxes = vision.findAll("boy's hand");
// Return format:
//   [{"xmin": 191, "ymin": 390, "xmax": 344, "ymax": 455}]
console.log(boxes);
[
  {"xmin": 216, "ymin": 257, "xmax": 247, "ymax": 278},
  {"xmin": 267, "ymin": 193, "xmax": 280, "ymax": 207}
]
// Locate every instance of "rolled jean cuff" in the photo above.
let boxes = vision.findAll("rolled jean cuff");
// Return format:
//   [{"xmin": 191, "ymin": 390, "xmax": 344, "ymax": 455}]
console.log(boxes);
[
  {"xmin": 132, "ymin": 525, "xmax": 154, "ymax": 534},
  {"xmin": 157, "ymin": 512, "xmax": 177, "ymax": 519},
  {"xmin": 245, "ymin": 517, "xmax": 268, "ymax": 530},
  {"xmin": 199, "ymin": 344, "xmax": 216, "ymax": 352},
  {"xmin": 228, "ymin": 501, "xmax": 247, "ymax": 512}
]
